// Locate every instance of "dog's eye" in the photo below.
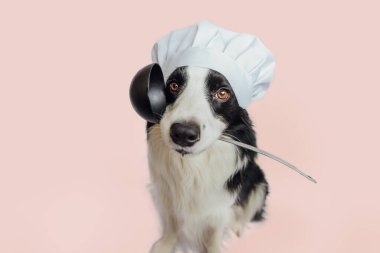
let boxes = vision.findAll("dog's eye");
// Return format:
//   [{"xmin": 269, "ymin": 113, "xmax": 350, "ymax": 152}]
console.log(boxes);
[
  {"xmin": 215, "ymin": 88, "xmax": 231, "ymax": 101},
  {"xmin": 169, "ymin": 82, "xmax": 179, "ymax": 94}
]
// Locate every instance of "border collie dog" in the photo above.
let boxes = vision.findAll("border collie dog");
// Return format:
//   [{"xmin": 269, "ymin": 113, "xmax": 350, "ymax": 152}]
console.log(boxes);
[{"xmin": 147, "ymin": 66, "xmax": 269, "ymax": 253}]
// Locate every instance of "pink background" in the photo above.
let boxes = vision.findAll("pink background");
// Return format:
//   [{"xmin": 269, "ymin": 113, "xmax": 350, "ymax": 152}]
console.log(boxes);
[{"xmin": 1, "ymin": 1, "xmax": 379, "ymax": 252}]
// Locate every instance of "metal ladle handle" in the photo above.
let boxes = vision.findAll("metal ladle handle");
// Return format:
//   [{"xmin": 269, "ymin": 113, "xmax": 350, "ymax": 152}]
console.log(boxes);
[{"xmin": 219, "ymin": 136, "xmax": 317, "ymax": 183}]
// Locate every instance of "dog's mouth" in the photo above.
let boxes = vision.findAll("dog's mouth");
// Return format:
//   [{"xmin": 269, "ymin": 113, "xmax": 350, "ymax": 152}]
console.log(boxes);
[
  {"xmin": 171, "ymin": 142, "xmax": 205, "ymax": 156},
  {"xmin": 175, "ymin": 148, "xmax": 190, "ymax": 155},
  {"xmin": 173, "ymin": 144, "xmax": 209, "ymax": 156}
]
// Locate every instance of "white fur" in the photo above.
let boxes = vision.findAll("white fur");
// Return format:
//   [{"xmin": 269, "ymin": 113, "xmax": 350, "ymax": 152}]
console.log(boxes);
[
  {"xmin": 147, "ymin": 67, "xmax": 265, "ymax": 253},
  {"xmin": 148, "ymin": 126, "xmax": 237, "ymax": 253}
]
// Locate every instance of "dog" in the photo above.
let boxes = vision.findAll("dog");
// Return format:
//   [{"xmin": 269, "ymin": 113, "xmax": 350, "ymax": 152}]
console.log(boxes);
[{"xmin": 146, "ymin": 66, "xmax": 269, "ymax": 253}]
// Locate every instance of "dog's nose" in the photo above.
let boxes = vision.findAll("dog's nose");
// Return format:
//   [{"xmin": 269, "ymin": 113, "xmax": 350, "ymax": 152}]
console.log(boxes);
[{"xmin": 170, "ymin": 122, "xmax": 200, "ymax": 147}]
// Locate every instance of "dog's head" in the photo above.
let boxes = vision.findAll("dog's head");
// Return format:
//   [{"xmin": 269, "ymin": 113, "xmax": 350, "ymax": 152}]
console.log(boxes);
[{"xmin": 159, "ymin": 66, "xmax": 245, "ymax": 155}]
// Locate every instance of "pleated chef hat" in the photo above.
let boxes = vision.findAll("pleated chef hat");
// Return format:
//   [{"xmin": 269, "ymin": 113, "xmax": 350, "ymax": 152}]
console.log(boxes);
[{"xmin": 151, "ymin": 20, "xmax": 275, "ymax": 108}]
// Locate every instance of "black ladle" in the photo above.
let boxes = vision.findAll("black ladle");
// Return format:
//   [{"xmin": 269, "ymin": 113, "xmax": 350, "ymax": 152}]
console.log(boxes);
[{"xmin": 129, "ymin": 63, "xmax": 166, "ymax": 123}]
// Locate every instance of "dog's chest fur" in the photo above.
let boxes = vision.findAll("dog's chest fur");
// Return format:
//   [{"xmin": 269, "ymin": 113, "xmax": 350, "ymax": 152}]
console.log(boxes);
[{"xmin": 148, "ymin": 126, "xmax": 240, "ymax": 232}]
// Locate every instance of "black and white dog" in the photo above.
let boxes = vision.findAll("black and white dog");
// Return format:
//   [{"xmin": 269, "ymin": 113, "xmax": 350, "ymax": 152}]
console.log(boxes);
[{"xmin": 147, "ymin": 66, "xmax": 269, "ymax": 253}]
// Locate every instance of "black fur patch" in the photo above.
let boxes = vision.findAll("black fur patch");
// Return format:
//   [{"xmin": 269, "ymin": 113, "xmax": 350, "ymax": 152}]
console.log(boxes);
[
  {"xmin": 206, "ymin": 69, "xmax": 269, "ymax": 221},
  {"xmin": 165, "ymin": 66, "xmax": 188, "ymax": 106}
]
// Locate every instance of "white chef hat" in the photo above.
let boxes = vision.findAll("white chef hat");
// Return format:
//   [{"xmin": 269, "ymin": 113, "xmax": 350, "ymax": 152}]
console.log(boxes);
[{"xmin": 151, "ymin": 20, "xmax": 275, "ymax": 108}]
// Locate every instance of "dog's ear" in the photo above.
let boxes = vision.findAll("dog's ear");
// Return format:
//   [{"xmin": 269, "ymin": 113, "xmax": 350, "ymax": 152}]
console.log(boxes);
[{"xmin": 130, "ymin": 64, "xmax": 166, "ymax": 123}]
